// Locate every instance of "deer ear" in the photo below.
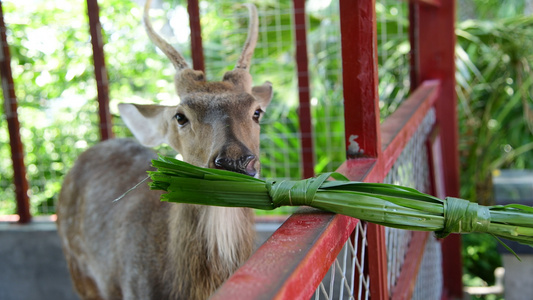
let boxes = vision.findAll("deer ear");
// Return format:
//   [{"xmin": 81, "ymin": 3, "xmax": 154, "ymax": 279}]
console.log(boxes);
[
  {"xmin": 118, "ymin": 103, "xmax": 168, "ymax": 147},
  {"xmin": 252, "ymin": 81, "xmax": 273, "ymax": 110}
]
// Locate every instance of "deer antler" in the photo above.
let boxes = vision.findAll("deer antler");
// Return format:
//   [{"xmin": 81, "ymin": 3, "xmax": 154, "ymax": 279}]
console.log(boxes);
[
  {"xmin": 235, "ymin": 4, "xmax": 259, "ymax": 71},
  {"xmin": 144, "ymin": 0, "xmax": 189, "ymax": 70}
]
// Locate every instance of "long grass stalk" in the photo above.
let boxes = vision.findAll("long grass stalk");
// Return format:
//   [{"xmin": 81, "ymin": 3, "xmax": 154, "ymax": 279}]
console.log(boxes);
[{"xmin": 149, "ymin": 156, "xmax": 533, "ymax": 248}]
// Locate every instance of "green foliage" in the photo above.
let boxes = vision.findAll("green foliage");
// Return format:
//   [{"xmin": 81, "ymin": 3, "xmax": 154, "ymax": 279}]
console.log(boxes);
[
  {"xmin": 456, "ymin": 16, "xmax": 533, "ymax": 205},
  {"xmin": 456, "ymin": 1, "xmax": 533, "ymax": 294},
  {"xmin": 0, "ymin": 0, "xmax": 178, "ymax": 214},
  {"xmin": 0, "ymin": 0, "xmax": 100, "ymax": 215},
  {"xmin": 458, "ymin": 0, "xmax": 530, "ymax": 21},
  {"xmin": 0, "ymin": 0, "xmax": 411, "ymax": 216},
  {"xmin": 376, "ymin": 1, "xmax": 410, "ymax": 118},
  {"xmin": 462, "ymin": 234, "xmax": 502, "ymax": 286}
]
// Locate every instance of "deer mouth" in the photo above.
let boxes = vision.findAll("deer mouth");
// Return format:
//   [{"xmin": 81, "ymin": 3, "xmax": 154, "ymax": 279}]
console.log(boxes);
[
  {"xmin": 243, "ymin": 157, "xmax": 258, "ymax": 178},
  {"xmin": 214, "ymin": 155, "xmax": 257, "ymax": 177}
]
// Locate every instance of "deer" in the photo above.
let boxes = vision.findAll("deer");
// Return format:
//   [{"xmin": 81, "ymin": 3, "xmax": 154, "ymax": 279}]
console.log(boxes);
[{"xmin": 56, "ymin": 0, "xmax": 272, "ymax": 299}]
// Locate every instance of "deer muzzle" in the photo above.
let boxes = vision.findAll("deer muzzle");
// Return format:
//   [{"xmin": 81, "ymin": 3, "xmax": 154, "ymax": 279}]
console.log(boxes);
[{"xmin": 214, "ymin": 154, "xmax": 257, "ymax": 177}]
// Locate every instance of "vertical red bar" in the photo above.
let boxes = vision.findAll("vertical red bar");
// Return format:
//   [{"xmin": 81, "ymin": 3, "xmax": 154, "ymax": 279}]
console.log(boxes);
[
  {"xmin": 0, "ymin": 2, "xmax": 31, "ymax": 223},
  {"xmin": 414, "ymin": 2, "xmax": 458, "ymax": 198},
  {"xmin": 412, "ymin": 1, "xmax": 463, "ymax": 298},
  {"xmin": 339, "ymin": 0, "xmax": 381, "ymax": 159},
  {"xmin": 408, "ymin": 2, "xmax": 420, "ymax": 90},
  {"xmin": 187, "ymin": 0, "xmax": 205, "ymax": 73},
  {"xmin": 87, "ymin": 0, "xmax": 113, "ymax": 141},
  {"xmin": 339, "ymin": 0, "xmax": 388, "ymax": 298},
  {"xmin": 365, "ymin": 223, "xmax": 388, "ymax": 299},
  {"xmin": 293, "ymin": 0, "xmax": 314, "ymax": 179}
]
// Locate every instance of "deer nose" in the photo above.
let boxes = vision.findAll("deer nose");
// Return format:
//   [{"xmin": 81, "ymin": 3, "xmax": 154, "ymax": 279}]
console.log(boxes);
[{"xmin": 214, "ymin": 154, "xmax": 257, "ymax": 177}]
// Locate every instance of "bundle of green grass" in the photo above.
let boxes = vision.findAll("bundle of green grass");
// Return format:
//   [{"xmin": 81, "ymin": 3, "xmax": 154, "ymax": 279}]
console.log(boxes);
[{"xmin": 150, "ymin": 155, "xmax": 533, "ymax": 248}]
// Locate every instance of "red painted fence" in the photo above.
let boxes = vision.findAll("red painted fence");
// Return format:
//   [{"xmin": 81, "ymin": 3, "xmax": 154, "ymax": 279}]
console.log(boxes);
[{"xmin": 212, "ymin": 0, "xmax": 462, "ymax": 298}]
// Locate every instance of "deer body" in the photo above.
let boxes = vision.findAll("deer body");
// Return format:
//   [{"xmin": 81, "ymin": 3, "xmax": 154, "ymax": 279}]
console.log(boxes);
[{"xmin": 57, "ymin": 2, "xmax": 271, "ymax": 299}]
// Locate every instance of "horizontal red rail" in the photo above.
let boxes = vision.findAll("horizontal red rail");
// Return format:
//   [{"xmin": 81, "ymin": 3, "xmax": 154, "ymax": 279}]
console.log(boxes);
[
  {"xmin": 211, "ymin": 211, "xmax": 357, "ymax": 300},
  {"xmin": 213, "ymin": 80, "xmax": 440, "ymax": 299}
]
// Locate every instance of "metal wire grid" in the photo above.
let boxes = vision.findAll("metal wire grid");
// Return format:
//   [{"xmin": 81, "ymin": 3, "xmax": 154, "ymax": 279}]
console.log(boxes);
[
  {"xmin": 384, "ymin": 108, "xmax": 435, "ymax": 197},
  {"xmin": 383, "ymin": 108, "xmax": 442, "ymax": 299},
  {"xmin": 411, "ymin": 234, "xmax": 443, "ymax": 300},
  {"xmin": 384, "ymin": 227, "xmax": 412, "ymax": 293},
  {"xmin": 312, "ymin": 221, "xmax": 370, "ymax": 300}
]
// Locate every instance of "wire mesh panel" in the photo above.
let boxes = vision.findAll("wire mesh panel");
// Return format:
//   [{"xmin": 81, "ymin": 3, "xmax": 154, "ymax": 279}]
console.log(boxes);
[
  {"xmin": 384, "ymin": 109, "xmax": 434, "ymax": 190},
  {"xmin": 411, "ymin": 234, "xmax": 443, "ymax": 300},
  {"xmin": 383, "ymin": 108, "xmax": 443, "ymax": 299},
  {"xmin": 312, "ymin": 221, "xmax": 370, "ymax": 300},
  {"xmin": 385, "ymin": 228, "xmax": 412, "ymax": 293}
]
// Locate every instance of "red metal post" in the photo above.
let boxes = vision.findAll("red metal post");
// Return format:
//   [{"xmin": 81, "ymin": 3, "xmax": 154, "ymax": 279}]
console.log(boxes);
[
  {"xmin": 410, "ymin": 1, "xmax": 463, "ymax": 298},
  {"xmin": 339, "ymin": 0, "xmax": 388, "ymax": 298},
  {"xmin": 87, "ymin": 0, "xmax": 113, "ymax": 141},
  {"xmin": 365, "ymin": 224, "xmax": 388, "ymax": 299},
  {"xmin": 339, "ymin": 0, "xmax": 381, "ymax": 159},
  {"xmin": 408, "ymin": 2, "xmax": 420, "ymax": 90},
  {"xmin": 293, "ymin": 0, "xmax": 315, "ymax": 179},
  {"xmin": 0, "ymin": 2, "xmax": 31, "ymax": 223},
  {"xmin": 187, "ymin": 0, "xmax": 205, "ymax": 72}
]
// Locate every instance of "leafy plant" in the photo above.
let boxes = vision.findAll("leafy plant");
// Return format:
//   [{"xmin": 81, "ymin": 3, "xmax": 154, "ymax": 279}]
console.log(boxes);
[
  {"xmin": 456, "ymin": 16, "xmax": 533, "ymax": 205},
  {"xmin": 456, "ymin": 1, "xmax": 533, "ymax": 292}
]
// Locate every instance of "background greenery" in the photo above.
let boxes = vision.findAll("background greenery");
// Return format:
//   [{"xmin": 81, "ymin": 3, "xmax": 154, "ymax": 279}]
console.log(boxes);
[
  {"xmin": 0, "ymin": 0, "xmax": 410, "ymax": 215},
  {"xmin": 1, "ymin": 0, "xmax": 532, "ymax": 296},
  {"xmin": 456, "ymin": 1, "xmax": 533, "ymax": 296}
]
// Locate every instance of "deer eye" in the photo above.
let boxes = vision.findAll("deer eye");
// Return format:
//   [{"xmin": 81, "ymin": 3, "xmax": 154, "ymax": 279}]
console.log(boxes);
[
  {"xmin": 253, "ymin": 109, "xmax": 263, "ymax": 123},
  {"xmin": 175, "ymin": 113, "xmax": 189, "ymax": 126}
]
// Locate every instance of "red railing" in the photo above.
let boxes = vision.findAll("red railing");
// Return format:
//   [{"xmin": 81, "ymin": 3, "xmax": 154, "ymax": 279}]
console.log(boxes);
[
  {"xmin": 212, "ymin": 0, "xmax": 461, "ymax": 298},
  {"xmin": 212, "ymin": 80, "xmax": 442, "ymax": 299}
]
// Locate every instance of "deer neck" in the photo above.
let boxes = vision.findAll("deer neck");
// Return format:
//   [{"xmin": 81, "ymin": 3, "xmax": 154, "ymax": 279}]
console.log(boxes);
[{"xmin": 166, "ymin": 204, "xmax": 255, "ymax": 298}]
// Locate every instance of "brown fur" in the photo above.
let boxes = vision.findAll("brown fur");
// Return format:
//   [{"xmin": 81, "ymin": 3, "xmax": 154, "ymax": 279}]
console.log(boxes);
[{"xmin": 57, "ymin": 2, "xmax": 271, "ymax": 299}]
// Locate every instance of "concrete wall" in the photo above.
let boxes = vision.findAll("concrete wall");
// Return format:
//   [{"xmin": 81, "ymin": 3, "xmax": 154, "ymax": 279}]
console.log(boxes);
[
  {"xmin": 502, "ymin": 254, "xmax": 533, "ymax": 300},
  {"xmin": 0, "ymin": 219, "xmax": 283, "ymax": 300},
  {"xmin": 0, "ymin": 221, "xmax": 79, "ymax": 300}
]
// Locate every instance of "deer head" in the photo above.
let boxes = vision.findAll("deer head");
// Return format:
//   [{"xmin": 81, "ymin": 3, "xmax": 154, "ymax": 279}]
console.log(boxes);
[{"xmin": 119, "ymin": 1, "xmax": 272, "ymax": 177}]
